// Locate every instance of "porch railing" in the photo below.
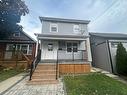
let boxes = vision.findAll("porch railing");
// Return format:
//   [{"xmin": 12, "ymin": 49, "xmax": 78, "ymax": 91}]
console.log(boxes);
[
  {"xmin": 0, "ymin": 50, "xmax": 30, "ymax": 61},
  {"xmin": 29, "ymin": 49, "xmax": 41, "ymax": 80},
  {"xmin": 57, "ymin": 49, "xmax": 87, "ymax": 62}
]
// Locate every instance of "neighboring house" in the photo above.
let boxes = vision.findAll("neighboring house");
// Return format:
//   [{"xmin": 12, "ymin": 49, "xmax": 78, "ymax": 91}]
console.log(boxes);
[
  {"xmin": 0, "ymin": 31, "xmax": 36, "ymax": 69},
  {"xmin": 90, "ymin": 32, "xmax": 127, "ymax": 73}
]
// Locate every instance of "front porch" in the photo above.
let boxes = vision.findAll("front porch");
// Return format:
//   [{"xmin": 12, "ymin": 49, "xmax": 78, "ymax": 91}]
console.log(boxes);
[{"xmin": 29, "ymin": 34, "xmax": 92, "ymax": 84}]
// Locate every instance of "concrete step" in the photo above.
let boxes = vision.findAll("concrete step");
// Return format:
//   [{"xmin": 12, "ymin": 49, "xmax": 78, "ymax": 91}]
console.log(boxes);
[
  {"xmin": 36, "ymin": 67, "xmax": 56, "ymax": 70},
  {"xmin": 32, "ymin": 74, "xmax": 56, "ymax": 79},
  {"xmin": 30, "ymin": 64, "xmax": 58, "ymax": 84},
  {"xmin": 34, "ymin": 70, "xmax": 56, "ymax": 74},
  {"xmin": 27, "ymin": 80, "xmax": 58, "ymax": 85}
]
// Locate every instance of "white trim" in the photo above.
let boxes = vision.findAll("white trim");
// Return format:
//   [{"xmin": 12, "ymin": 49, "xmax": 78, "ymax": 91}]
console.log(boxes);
[
  {"xmin": 21, "ymin": 44, "xmax": 32, "ymax": 55},
  {"xmin": 38, "ymin": 37, "xmax": 86, "ymax": 40},
  {"xmin": 66, "ymin": 41, "xmax": 79, "ymax": 53},
  {"xmin": 73, "ymin": 24, "xmax": 80, "ymax": 34},
  {"xmin": 50, "ymin": 23, "xmax": 58, "ymax": 33}
]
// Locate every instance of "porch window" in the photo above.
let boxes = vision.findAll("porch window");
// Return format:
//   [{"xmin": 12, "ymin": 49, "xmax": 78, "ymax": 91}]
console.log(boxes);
[
  {"xmin": 67, "ymin": 43, "xmax": 72, "ymax": 52},
  {"xmin": 21, "ymin": 44, "xmax": 32, "ymax": 55},
  {"xmin": 48, "ymin": 44, "xmax": 53, "ymax": 51},
  {"xmin": 6, "ymin": 44, "xmax": 14, "ymax": 51},
  {"xmin": 21, "ymin": 45, "xmax": 28, "ymax": 54},
  {"xmin": 28, "ymin": 45, "xmax": 32, "ymax": 54},
  {"xmin": 50, "ymin": 23, "xmax": 58, "ymax": 32},
  {"xmin": 73, "ymin": 43, "xmax": 78, "ymax": 52},
  {"xmin": 67, "ymin": 42, "xmax": 78, "ymax": 52}
]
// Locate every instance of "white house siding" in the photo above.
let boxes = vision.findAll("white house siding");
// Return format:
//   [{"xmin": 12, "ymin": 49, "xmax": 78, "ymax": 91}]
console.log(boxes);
[
  {"xmin": 42, "ymin": 21, "xmax": 89, "ymax": 36},
  {"xmin": 41, "ymin": 40, "xmax": 58, "ymax": 60},
  {"xmin": 40, "ymin": 40, "xmax": 89, "ymax": 61}
]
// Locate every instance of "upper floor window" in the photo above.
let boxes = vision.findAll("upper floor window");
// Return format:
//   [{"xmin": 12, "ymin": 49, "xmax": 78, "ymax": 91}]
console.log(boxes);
[
  {"xmin": 13, "ymin": 32, "xmax": 20, "ymax": 37},
  {"xmin": 50, "ymin": 23, "xmax": 58, "ymax": 32},
  {"xmin": 73, "ymin": 24, "xmax": 80, "ymax": 33}
]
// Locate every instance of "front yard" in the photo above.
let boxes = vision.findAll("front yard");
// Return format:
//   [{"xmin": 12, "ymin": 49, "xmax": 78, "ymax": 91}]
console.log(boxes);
[
  {"xmin": 0, "ymin": 69, "xmax": 23, "ymax": 82},
  {"xmin": 64, "ymin": 73, "xmax": 127, "ymax": 95}
]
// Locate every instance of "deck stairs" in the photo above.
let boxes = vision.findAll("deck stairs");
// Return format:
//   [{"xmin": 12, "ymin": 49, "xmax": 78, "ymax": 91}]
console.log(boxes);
[{"xmin": 28, "ymin": 63, "xmax": 58, "ymax": 85}]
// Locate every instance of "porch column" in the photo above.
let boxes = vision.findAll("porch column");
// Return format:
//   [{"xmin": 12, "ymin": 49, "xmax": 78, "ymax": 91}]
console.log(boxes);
[
  {"xmin": 86, "ymin": 38, "xmax": 92, "ymax": 62},
  {"xmin": 35, "ymin": 39, "xmax": 39, "ymax": 57}
]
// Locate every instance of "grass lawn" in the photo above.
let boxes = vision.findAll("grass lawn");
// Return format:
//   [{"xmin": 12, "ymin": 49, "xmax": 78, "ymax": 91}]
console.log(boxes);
[
  {"xmin": 64, "ymin": 73, "xmax": 127, "ymax": 95},
  {"xmin": 0, "ymin": 69, "xmax": 23, "ymax": 82}
]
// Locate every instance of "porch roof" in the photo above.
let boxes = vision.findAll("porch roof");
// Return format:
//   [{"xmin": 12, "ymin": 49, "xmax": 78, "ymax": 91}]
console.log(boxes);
[
  {"xmin": 0, "ymin": 40, "xmax": 35, "ymax": 44},
  {"xmin": 36, "ymin": 34, "xmax": 89, "ymax": 41}
]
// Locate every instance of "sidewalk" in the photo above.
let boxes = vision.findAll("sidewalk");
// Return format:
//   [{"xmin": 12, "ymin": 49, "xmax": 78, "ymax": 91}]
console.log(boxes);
[
  {"xmin": 0, "ymin": 73, "xmax": 64, "ymax": 95},
  {"xmin": 92, "ymin": 67, "xmax": 127, "ymax": 85},
  {"xmin": 2, "ymin": 77, "xmax": 64, "ymax": 95},
  {"xmin": 0, "ymin": 73, "xmax": 27, "ymax": 94}
]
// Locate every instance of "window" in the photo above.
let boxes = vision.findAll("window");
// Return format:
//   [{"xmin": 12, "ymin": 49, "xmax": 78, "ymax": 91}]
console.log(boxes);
[
  {"xmin": 21, "ymin": 45, "xmax": 28, "ymax": 54},
  {"xmin": 48, "ymin": 44, "xmax": 53, "ymax": 51},
  {"xmin": 67, "ymin": 42, "xmax": 78, "ymax": 52},
  {"xmin": 6, "ymin": 44, "xmax": 15, "ymax": 51},
  {"xmin": 111, "ymin": 42, "xmax": 119, "ymax": 48},
  {"xmin": 15, "ymin": 44, "xmax": 21, "ymax": 51},
  {"xmin": 21, "ymin": 44, "xmax": 32, "ymax": 55},
  {"xmin": 73, "ymin": 25, "xmax": 80, "ymax": 33},
  {"xmin": 28, "ymin": 45, "xmax": 32, "ymax": 54},
  {"xmin": 50, "ymin": 23, "xmax": 58, "ymax": 32},
  {"xmin": 67, "ymin": 43, "xmax": 72, "ymax": 52},
  {"xmin": 73, "ymin": 43, "xmax": 78, "ymax": 52},
  {"xmin": 13, "ymin": 32, "xmax": 20, "ymax": 37}
]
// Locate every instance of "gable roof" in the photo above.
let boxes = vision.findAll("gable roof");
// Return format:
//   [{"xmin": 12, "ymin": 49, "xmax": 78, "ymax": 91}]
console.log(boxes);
[
  {"xmin": 90, "ymin": 32, "xmax": 127, "ymax": 39},
  {"xmin": 0, "ymin": 31, "xmax": 36, "ymax": 43},
  {"xmin": 39, "ymin": 17, "xmax": 90, "ymax": 24},
  {"xmin": 22, "ymin": 31, "xmax": 36, "ymax": 42}
]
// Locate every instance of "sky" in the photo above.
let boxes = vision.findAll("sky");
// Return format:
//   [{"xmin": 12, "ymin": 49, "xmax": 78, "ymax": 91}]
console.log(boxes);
[{"xmin": 20, "ymin": 0, "xmax": 127, "ymax": 40}]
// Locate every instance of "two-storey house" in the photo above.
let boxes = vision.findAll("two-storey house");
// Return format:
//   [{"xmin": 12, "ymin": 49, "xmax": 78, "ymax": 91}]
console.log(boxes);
[{"xmin": 29, "ymin": 17, "xmax": 92, "ymax": 84}]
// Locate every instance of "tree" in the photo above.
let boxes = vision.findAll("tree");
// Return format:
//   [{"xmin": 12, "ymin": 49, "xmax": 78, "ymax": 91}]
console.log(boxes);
[
  {"xmin": 116, "ymin": 42, "xmax": 127, "ymax": 75},
  {"xmin": 0, "ymin": 0, "xmax": 29, "ymax": 39}
]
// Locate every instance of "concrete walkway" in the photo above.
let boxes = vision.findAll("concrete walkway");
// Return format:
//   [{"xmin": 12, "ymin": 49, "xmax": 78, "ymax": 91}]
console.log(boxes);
[
  {"xmin": 0, "ymin": 73, "xmax": 27, "ymax": 94},
  {"xmin": 1, "ymin": 76, "xmax": 64, "ymax": 95},
  {"xmin": 92, "ymin": 67, "xmax": 127, "ymax": 85}
]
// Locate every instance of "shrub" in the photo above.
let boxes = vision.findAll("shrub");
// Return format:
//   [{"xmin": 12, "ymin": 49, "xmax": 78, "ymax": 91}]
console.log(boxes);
[{"xmin": 116, "ymin": 42, "xmax": 127, "ymax": 75}]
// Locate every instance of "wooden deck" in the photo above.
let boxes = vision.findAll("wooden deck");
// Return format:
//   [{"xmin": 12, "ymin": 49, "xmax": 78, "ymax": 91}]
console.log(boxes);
[{"xmin": 59, "ymin": 63, "xmax": 91, "ymax": 75}]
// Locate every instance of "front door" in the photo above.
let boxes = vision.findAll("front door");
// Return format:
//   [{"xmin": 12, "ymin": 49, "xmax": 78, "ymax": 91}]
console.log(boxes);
[{"xmin": 42, "ymin": 41, "xmax": 58, "ymax": 60}]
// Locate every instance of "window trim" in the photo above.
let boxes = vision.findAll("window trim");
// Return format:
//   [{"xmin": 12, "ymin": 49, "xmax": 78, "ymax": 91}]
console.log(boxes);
[
  {"xmin": 21, "ymin": 44, "xmax": 33, "ymax": 55},
  {"xmin": 13, "ymin": 32, "xmax": 20, "ymax": 37},
  {"xmin": 50, "ymin": 23, "xmax": 58, "ymax": 32},
  {"xmin": 66, "ymin": 42, "xmax": 78, "ymax": 53},
  {"xmin": 73, "ymin": 24, "xmax": 80, "ymax": 33}
]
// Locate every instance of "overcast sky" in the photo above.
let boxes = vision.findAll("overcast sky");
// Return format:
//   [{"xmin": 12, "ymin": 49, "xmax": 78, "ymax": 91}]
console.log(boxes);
[{"xmin": 20, "ymin": 0, "xmax": 127, "ymax": 40}]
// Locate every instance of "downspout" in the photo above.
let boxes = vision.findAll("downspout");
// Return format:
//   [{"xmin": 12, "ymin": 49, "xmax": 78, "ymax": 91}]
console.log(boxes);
[
  {"xmin": 35, "ymin": 35, "xmax": 39, "ymax": 57},
  {"xmin": 107, "ymin": 40, "xmax": 114, "ymax": 73}
]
